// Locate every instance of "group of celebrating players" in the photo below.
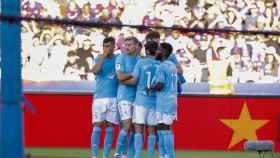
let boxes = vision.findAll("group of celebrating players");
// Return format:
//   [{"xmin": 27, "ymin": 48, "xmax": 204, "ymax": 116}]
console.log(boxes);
[{"xmin": 91, "ymin": 31, "xmax": 183, "ymax": 158}]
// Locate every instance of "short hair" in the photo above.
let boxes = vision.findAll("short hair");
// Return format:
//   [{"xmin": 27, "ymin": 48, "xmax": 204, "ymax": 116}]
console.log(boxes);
[
  {"xmin": 145, "ymin": 31, "xmax": 160, "ymax": 41},
  {"xmin": 103, "ymin": 36, "xmax": 115, "ymax": 44},
  {"xmin": 160, "ymin": 42, "xmax": 173, "ymax": 59},
  {"xmin": 124, "ymin": 36, "xmax": 139, "ymax": 44},
  {"xmin": 145, "ymin": 41, "xmax": 158, "ymax": 56}
]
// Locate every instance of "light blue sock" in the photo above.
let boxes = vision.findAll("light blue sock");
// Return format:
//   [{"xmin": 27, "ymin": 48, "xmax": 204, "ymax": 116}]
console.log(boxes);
[
  {"xmin": 119, "ymin": 123, "xmax": 127, "ymax": 155},
  {"xmin": 128, "ymin": 133, "xmax": 135, "ymax": 158},
  {"xmin": 91, "ymin": 127, "xmax": 101, "ymax": 157},
  {"xmin": 147, "ymin": 135, "xmax": 156, "ymax": 158},
  {"xmin": 103, "ymin": 127, "xmax": 114, "ymax": 158},
  {"xmin": 163, "ymin": 131, "xmax": 175, "ymax": 158},
  {"xmin": 115, "ymin": 129, "xmax": 127, "ymax": 155},
  {"xmin": 157, "ymin": 131, "xmax": 166, "ymax": 158},
  {"xmin": 134, "ymin": 133, "xmax": 143, "ymax": 158},
  {"xmin": 121, "ymin": 138, "xmax": 127, "ymax": 156}
]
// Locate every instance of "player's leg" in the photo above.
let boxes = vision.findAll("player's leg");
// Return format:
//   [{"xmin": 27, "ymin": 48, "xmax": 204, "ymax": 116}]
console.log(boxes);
[
  {"xmin": 156, "ymin": 113, "xmax": 167, "ymax": 158},
  {"xmin": 120, "ymin": 122, "xmax": 128, "ymax": 157},
  {"xmin": 147, "ymin": 126, "xmax": 156, "ymax": 158},
  {"xmin": 134, "ymin": 124, "xmax": 144, "ymax": 158},
  {"xmin": 127, "ymin": 124, "xmax": 135, "ymax": 158},
  {"xmin": 163, "ymin": 126, "xmax": 175, "ymax": 158},
  {"xmin": 91, "ymin": 99, "xmax": 107, "ymax": 158},
  {"xmin": 103, "ymin": 122, "xmax": 115, "ymax": 158},
  {"xmin": 147, "ymin": 109, "xmax": 157, "ymax": 158},
  {"xmin": 115, "ymin": 119, "xmax": 132, "ymax": 158},
  {"xmin": 157, "ymin": 130, "xmax": 165, "ymax": 158},
  {"xmin": 133, "ymin": 105, "xmax": 146, "ymax": 158},
  {"xmin": 92, "ymin": 122, "xmax": 102, "ymax": 158},
  {"xmin": 114, "ymin": 101, "xmax": 133, "ymax": 158},
  {"xmin": 157, "ymin": 113, "xmax": 176, "ymax": 158},
  {"xmin": 103, "ymin": 98, "xmax": 119, "ymax": 158}
]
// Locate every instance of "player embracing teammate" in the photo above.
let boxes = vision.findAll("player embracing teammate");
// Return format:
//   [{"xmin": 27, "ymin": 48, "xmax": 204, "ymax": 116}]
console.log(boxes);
[{"xmin": 91, "ymin": 32, "xmax": 179, "ymax": 158}]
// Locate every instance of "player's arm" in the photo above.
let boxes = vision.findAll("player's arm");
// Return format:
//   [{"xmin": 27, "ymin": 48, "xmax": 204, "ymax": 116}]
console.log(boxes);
[
  {"xmin": 176, "ymin": 64, "xmax": 183, "ymax": 74},
  {"xmin": 121, "ymin": 76, "xmax": 137, "ymax": 85},
  {"xmin": 115, "ymin": 55, "xmax": 132, "ymax": 82},
  {"xmin": 116, "ymin": 71, "xmax": 132, "ymax": 82},
  {"xmin": 91, "ymin": 54, "xmax": 106, "ymax": 75},
  {"xmin": 121, "ymin": 60, "xmax": 141, "ymax": 85},
  {"xmin": 170, "ymin": 53, "xmax": 183, "ymax": 74},
  {"xmin": 151, "ymin": 82, "xmax": 164, "ymax": 91}
]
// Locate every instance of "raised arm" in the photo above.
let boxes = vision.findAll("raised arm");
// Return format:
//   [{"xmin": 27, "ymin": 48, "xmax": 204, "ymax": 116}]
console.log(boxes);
[
  {"xmin": 176, "ymin": 64, "xmax": 183, "ymax": 74},
  {"xmin": 169, "ymin": 53, "xmax": 183, "ymax": 74},
  {"xmin": 92, "ymin": 54, "xmax": 106, "ymax": 75}
]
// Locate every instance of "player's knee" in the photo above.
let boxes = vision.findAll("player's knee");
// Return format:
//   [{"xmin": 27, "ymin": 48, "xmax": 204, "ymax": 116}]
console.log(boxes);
[
  {"xmin": 134, "ymin": 124, "xmax": 144, "ymax": 133},
  {"xmin": 123, "ymin": 119, "xmax": 132, "ymax": 132},
  {"xmin": 147, "ymin": 126, "xmax": 156, "ymax": 135},
  {"xmin": 105, "ymin": 121, "xmax": 115, "ymax": 127},
  {"xmin": 93, "ymin": 122, "xmax": 102, "ymax": 127},
  {"xmin": 130, "ymin": 124, "xmax": 135, "ymax": 131},
  {"xmin": 124, "ymin": 124, "xmax": 131, "ymax": 132},
  {"xmin": 157, "ymin": 123, "xmax": 170, "ymax": 130}
]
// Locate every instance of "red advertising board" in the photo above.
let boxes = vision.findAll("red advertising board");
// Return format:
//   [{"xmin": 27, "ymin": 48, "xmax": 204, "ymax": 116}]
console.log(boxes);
[{"xmin": 24, "ymin": 94, "xmax": 280, "ymax": 151}]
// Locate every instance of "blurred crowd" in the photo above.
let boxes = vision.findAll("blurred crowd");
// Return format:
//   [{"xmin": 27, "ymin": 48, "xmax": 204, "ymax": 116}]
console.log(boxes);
[
  {"xmin": 20, "ymin": 0, "xmax": 280, "ymax": 83},
  {"xmin": 22, "ymin": 0, "xmax": 280, "ymax": 31}
]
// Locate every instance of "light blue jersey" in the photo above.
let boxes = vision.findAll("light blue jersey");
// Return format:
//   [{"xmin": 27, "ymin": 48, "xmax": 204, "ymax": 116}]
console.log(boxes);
[
  {"xmin": 94, "ymin": 55, "xmax": 118, "ymax": 99},
  {"xmin": 116, "ymin": 53, "xmax": 139, "ymax": 102},
  {"xmin": 168, "ymin": 53, "xmax": 186, "ymax": 94},
  {"xmin": 153, "ymin": 60, "xmax": 177, "ymax": 115},
  {"xmin": 132, "ymin": 57, "xmax": 159, "ymax": 109},
  {"xmin": 168, "ymin": 53, "xmax": 179, "ymax": 66}
]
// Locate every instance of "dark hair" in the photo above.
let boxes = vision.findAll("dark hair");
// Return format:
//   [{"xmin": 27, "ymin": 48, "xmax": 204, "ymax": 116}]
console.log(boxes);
[
  {"xmin": 145, "ymin": 41, "xmax": 158, "ymax": 56},
  {"xmin": 160, "ymin": 42, "xmax": 173, "ymax": 59},
  {"xmin": 145, "ymin": 31, "xmax": 160, "ymax": 41},
  {"xmin": 103, "ymin": 36, "xmax": 115, "ymax": 45}
]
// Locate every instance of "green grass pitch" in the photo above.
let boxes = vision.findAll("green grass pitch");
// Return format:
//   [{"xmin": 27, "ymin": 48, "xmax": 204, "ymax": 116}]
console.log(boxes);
[{"xmin": 25, "ymin": 148, "xmax": 279, "ymax": 158}]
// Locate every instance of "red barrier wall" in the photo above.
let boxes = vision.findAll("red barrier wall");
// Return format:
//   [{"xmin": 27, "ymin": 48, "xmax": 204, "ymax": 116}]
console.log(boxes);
[{"xmin": 24, "ymin": 94, "xmax": 280, "ymax": 150}]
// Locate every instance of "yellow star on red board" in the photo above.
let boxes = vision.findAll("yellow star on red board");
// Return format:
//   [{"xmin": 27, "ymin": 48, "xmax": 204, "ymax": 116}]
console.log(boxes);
[{"xmin": 220, "ymin": 102, "xmax": 269, "ymax": 148}]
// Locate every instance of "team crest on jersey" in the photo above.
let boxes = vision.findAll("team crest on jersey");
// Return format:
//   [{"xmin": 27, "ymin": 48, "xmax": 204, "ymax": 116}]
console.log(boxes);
[{"xmin": 116, "ymin": 64, "xmax": 121, "ymax": 70}]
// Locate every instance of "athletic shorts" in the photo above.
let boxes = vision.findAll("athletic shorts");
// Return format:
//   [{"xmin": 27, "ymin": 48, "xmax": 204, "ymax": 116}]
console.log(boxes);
[
  {"xmin": 118, "ymin": 100, "xmax": 133, "ymax": 121},
  {"xmin": 92, "ymin": 98, "xmax": 119, "ymax": 124},
  {"xmin": 156, "ymin": 112, "xmax": 176, "ymax": 125},
  {"xmin": 132, "ymin": 105, "xmax": 157, "ymax": 126}
]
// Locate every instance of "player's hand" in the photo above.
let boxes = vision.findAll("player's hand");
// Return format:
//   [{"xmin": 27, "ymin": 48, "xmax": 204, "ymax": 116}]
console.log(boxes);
[
  {"xmin": 103, "ymin": 46, "xmax": 112, "ymax": 57},
  {"xmin": 104, "ymin": 50, "xmax": 111, "ymax": 57},
  {"xmin": 146, "ymin": 87, "xmax": 152, "ymax": 95}
]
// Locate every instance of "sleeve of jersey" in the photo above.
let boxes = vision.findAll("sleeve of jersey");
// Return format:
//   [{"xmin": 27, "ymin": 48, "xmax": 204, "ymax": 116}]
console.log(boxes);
[
  {"xmin": 169, "ymin": 53, "xmax": 179, "ymax": 65},
  {"xmin": 115, "ymin": 54, "xmax": 125, "ymax": 73},
  {"xmin": 132, "ymin": 60, "xmax": 140, "ymax": 81},
  {"xmin": 154, "ymin": 64, "xmax": 165, "ymax": 84}
]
